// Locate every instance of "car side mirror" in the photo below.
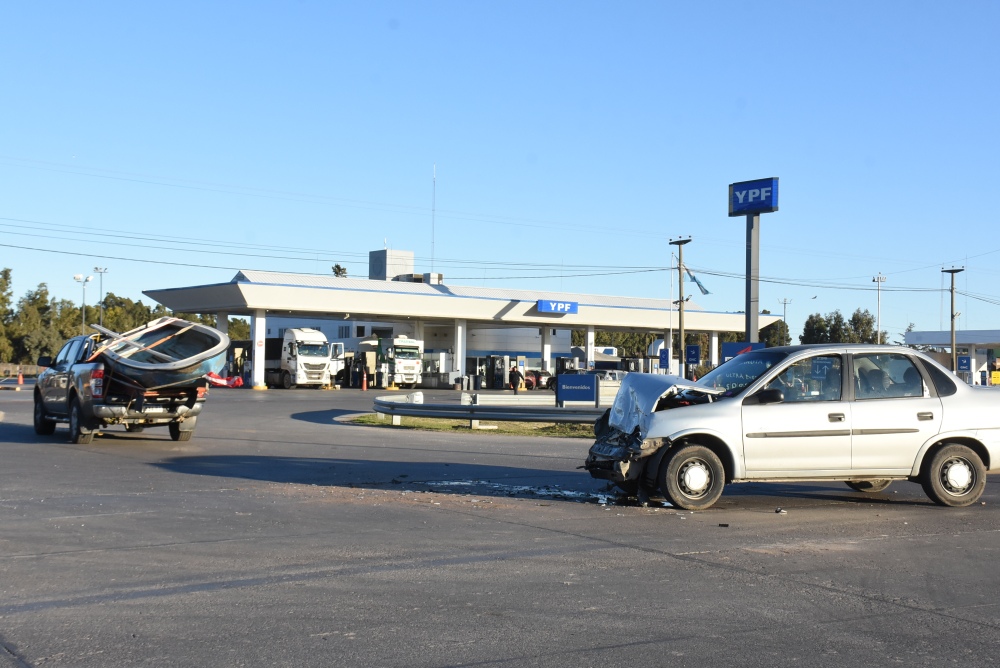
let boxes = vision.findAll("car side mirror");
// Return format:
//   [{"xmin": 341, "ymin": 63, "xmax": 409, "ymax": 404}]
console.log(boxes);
[
  {"xmin": 37, "ymin": 355, "xmax": 52, "ymax": 367},
  {"xmin": 753, "ymin": 388, "xmax": 785, "ymax": 405}
]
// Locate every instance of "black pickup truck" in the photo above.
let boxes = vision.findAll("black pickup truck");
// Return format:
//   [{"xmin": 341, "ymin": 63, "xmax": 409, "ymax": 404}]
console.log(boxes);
[{"xmin": 33, "ymin": 334, "xmax": 208, "ymax": 444}]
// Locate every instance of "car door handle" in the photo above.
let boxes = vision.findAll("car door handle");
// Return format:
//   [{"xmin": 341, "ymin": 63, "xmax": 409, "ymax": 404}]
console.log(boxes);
[
  {"xmin": 828, "ymin": 413, "xmax": 845, "ymax": 422},
  {"xmin": 917, "ymin": 412, "xmax": 934, "ymax": 421}
]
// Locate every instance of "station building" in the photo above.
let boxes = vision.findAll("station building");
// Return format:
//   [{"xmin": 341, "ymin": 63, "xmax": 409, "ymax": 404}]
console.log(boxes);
[
  {"xmin": 145, "ymin": 249, "xmax": 780, "ymax": 389},
  {"xmin": 905, "ymin": 329, "xmax": 1000, "ymax": 386}
]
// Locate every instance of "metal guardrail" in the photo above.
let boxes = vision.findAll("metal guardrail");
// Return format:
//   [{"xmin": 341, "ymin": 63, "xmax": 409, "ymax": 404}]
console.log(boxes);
[{"xmin": 372, "ymin": 393, "xmax": 606, "ymax": 424}]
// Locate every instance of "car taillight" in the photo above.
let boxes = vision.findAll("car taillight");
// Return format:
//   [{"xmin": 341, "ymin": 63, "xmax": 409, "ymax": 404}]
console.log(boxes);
[
  {"xmin": 197, "ymin": 386, "xmax": 207, "ymax": 398},
  {"xmin": 90, "ymin": 367, "xmax": 105, "ymax": 398}
]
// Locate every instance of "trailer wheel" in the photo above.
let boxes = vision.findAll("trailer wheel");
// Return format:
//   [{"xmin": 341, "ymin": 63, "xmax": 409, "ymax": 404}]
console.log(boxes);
[
  {"xmin": 281, "ymin": 371, "xmax": 293, "ymax": 389},
  {"xmin": 69, "ymin": 397, "xmax": 94, "ymax": 445},
  {"xmin": 34, "ymin": 392, "xmax": 56, "ymax": 435},
  {"xmin": 169, "ymin": 422, "xmax": 193, "ymax": 442}
]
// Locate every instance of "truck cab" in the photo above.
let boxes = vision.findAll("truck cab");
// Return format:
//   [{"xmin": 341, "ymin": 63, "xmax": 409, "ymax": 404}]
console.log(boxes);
[{"xmin": 265, "ymin": 328, "xmax": 335, "ymax": 389}]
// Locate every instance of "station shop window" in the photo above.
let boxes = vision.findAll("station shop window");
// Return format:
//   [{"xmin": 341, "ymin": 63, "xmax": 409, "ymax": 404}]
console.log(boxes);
[{"xmin": 356, "ymin": 326, "xmax": 366, "ymax": 337}]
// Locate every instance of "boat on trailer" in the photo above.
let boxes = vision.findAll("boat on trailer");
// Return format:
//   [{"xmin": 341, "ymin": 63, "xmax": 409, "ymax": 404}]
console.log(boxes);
[{"xmin": 89, "ymin": 316, "xmax": 230, "ymax": 391}]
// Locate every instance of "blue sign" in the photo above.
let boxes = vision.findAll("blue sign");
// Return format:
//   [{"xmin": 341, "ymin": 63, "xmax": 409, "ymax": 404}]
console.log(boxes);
[
  {"xmin": 811, "ymin": 358, "xmax": 834, "ymax": 380},
  {"xmin": 659, "ymin": 349, "xmax": 671, "ymax": 368},
  {"xmin": 729, "ymin": 177, "xmax": 779, "ymax": 217},
  {"xmin": 555, "ymin": 374, "xmax": 597, "ymax": 402},
  {"xmin": 958, "ymin": 356, "xmax": 971, "ymax": 372},
  {"xmin": 537, "ymin": 300, "xmax": 579, "ymax": 314},
  {"xmin": 685, "ymin": 344, "xmax": 701, "ymax": 366},
  {"xmin": 721, "ymin": 341, "xmax": 765, "ymax": 362}
]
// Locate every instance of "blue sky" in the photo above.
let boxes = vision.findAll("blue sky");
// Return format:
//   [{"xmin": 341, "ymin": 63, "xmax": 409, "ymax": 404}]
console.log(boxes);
[{"xmin": 2, "ymin": 1, "xmax": 998, "ymax": 340}]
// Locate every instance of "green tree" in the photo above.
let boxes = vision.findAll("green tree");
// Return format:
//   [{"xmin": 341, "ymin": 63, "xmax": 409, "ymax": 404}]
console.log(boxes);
[
  {"xmin": 8, "ymin": 284, "xmax": 61, "ymax": 362},
  {"xmin": 332, "ymin": 264, "xmax": 348, "ymax": 277},
  {"xmin": 0, "ymin": 268, "xmax": 13, "ymax": 361},
  {"xmin": 800, "ymin": 313, "xmax": 830, "ymax": 344},
  {"xmin": 760, "ymin": 319, "xmax": 791, "ymax": 347},
  {"xmin": 848, "ymin": 308, "xmax": 879, "ymax": 344},
  {"xmin": 52, "ymin": 298, "xmax": 86, "ymax": 340},
  {"xmin": 827, "ymin": 310, "xmax": 854, "ymax": 343},
  {"xmin": 227, "ymin": 318, "xmax": 250, "ymax": 340}
]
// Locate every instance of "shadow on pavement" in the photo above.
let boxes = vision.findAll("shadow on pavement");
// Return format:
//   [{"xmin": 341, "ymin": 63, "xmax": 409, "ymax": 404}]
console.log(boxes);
[
  {"xmin": 153, "ymin": 454, "xmax": 600, "ymax": 502},
  {"xmin": 290, "ymin": 409, "xmax": 368, "ymax": 425},
  {"xmin": 151, "ymin": 455, "xmax": 933, "ymax": 508}
]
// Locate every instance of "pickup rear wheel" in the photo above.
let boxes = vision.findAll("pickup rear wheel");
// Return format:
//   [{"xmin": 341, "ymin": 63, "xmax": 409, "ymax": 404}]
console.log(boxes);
[
  {"xmin": 169, "ymin": 422, "xmax": 193, "ymax": 442},
  {"xmin": 921, "ymin": 444, "xmax": 986, "ymax": 507},
  {"xmin": 658, "ymin": 444, "xmax": 725, "ymax": 511},
  {"xmin": 69, "ymin": 397, "xmax": 94, "ymax": 445},
  {"xmin": 33, "ymin": 393, "xmax": 56, "ymax": 435}
]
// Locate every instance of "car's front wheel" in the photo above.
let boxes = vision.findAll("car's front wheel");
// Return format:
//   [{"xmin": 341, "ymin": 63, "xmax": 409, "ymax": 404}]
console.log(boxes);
[
  {"xmin": 33, "ymin": 393, "xmax": 56, "ymax": 435},
  {"xmin": 921, "ymin": 444, "xmax": 986, "ymax": 507},
  {"xmin": 846, "ymin": 479, "xmax": 892, "ymax": 493},
  {"xmin": 69, "ymin": 396, "xmax": 94, "ymax": 445},
  {"xmin": 658, "ymin": 444, "xmax": 725, "ymax": 511}
]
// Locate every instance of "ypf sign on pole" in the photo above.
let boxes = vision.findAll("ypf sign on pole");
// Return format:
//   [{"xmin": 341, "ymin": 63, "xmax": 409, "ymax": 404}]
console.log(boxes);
[{"xmin": 729, "ymin": 177, "xmax": 778, "ymax": 343}]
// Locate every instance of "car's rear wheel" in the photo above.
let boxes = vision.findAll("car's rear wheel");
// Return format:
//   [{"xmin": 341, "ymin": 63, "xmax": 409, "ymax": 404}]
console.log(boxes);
[
  {"xmin": 169, "ymin": 422, "xmax": 193, "ymax": 442},
  {"xmin": 658, "ymin": 444, "xmax": 725, "ymax": 511},
  {"xmin": 921, "ymin": 444, "xmax": 986, "ymax": 507},
  {"xmin": 846, "ymin": 479, "xmax": 892, "ymax": 493},
  {"xmin": 33, "ymin": 393, "xmax": 56, "ymax": 435},
  {"xmin": 69, "ymin": 397, "xmax": 94, "ymax": 444}
]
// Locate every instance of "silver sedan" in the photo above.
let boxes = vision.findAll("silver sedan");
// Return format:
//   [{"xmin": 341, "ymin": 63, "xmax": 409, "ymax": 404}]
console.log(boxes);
[{"xmin": 585, "ymin": 344, "xmax": 1000, "ymax": 510}]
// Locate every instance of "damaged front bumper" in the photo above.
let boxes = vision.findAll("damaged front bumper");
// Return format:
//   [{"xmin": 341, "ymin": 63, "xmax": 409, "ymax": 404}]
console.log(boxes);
[{"xmin": 584, "ymin": 431, "xmax": 669, "ymax": 486}]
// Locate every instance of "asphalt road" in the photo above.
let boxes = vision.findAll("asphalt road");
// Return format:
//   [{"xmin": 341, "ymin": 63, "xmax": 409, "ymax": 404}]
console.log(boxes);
[{"xmin": 2, "ymin": 387, "xmax": 1000, "ymax": 667}]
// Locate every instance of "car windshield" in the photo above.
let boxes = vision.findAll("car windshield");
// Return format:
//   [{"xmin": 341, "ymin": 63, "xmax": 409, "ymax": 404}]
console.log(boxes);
[
  {"xmin": 697, "ymin": 350, "xmax": 789, "ymax": 397},
  {"xmin": 297, "ymin": 343, "xmax": 330, "ymax": 357}
]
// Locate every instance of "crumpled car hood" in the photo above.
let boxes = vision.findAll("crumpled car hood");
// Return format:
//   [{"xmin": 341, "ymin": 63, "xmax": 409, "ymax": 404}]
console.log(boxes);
[{"xmin": 609, "ymin": 374, "xmax": 724, "ymax": 437}]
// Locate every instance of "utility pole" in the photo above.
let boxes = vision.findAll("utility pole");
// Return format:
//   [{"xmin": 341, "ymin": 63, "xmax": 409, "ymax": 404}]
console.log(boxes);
[
  {"xmin": 670, "ymin": 237, "xmax": 691, "ymax": 379},
  {"xmin": 942, "ymin": 267, "xmax": 964, "ymax": 372},
  {"xmin": 872, "ymin": 274, "xmax": 886, "ymax": 344},
  {"xmin": 94, "ymin": 267, "xmax": 108, "ymax": 328},
  {"xmin": 74, "ymin": 273, "xmax": 93, "ymax": 335},
  {"xmin": 777, "ymin": 298, "xmax": 792, "ymax": 323}
]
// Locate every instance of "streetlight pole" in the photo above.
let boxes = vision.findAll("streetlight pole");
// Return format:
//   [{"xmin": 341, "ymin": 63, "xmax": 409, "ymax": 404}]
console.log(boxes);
[
  {"xmin": 74, "ymin": 274, "xmax": 93, "ymax": 335},
  {"xmin": 942, "ymin": 267, "xmax": 964, "ymax": 372},
  {"xmin": 669, "ymin": 237, "xmax": 691, "ymax": 379},
  {"xmin": 872, "ymin": 274, "xmax": 886, "ymax": 343},
  {"xmin": 94, "ymin": 267, "xmax": 108, "ymax": 328}
]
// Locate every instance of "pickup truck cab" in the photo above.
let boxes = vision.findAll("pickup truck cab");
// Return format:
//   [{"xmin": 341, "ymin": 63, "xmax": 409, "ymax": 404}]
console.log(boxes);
[{"xmin": 34, "ymin": 334, "xmax": 207, "ymax": 444}]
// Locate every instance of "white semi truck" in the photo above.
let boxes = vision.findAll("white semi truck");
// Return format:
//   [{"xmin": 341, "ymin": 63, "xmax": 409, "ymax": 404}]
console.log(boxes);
[
  {"xmin": 264, "ymin": 328, "xmax": 345, "ymax": 389},
  {"xmin": 355, "ymin": 335, "xmax": 424, "ymax": 388},
  {"xmin": 386, "ymin": 336, "xmax": 423, "ymax": 387}
]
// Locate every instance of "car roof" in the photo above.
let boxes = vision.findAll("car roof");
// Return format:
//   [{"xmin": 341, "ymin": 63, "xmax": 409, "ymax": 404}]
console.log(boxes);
[{"xmin": 757, "ymin": 343, "xmax": 915, "ymax": 355}]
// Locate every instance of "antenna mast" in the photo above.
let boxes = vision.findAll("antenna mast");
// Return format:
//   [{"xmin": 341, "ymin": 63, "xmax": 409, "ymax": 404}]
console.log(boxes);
[{"xmin": 431, "ymin": 164, "xmax": 436, "ymax": 274}]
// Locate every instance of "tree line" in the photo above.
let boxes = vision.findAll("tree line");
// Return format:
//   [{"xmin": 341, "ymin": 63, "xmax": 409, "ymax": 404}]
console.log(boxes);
[
  {"xmin": 0, "ymin": 268, "xmax": 250, "ymax": 365},
  {"xmin": 572, "ymin": 307, "xmax": 887, "ymax": 359}
]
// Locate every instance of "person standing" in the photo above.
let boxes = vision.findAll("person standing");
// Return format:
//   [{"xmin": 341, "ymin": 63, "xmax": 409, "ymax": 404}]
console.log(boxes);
[{"xmin": 509, "ymin": 366, "xmax": 524, "ymax": 395}]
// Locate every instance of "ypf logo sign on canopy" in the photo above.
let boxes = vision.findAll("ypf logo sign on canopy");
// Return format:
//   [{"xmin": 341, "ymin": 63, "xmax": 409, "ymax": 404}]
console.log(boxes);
[{"xmin": 729, "ymin": 177, "xmax": 779, "ymax": 216}]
